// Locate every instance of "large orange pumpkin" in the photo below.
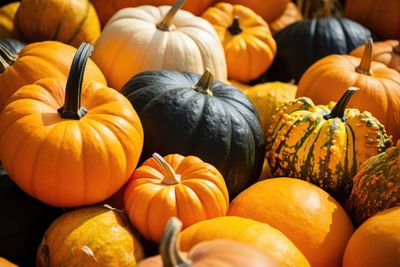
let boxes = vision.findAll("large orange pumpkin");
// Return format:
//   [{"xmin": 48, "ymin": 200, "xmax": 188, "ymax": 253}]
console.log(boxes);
[
  {"xmin": 0, "ymin": 41, "xmax": 106, "ymax": 112},
  {"xmin": 124, "ymin": 153, "xmax": 229, "ymax": 243},
  {"xmin": 202, "ymin": 2, "xmax": 276, "ymax": 82},
  {"xmin": 0, "ymin": 43, "xmax": 144, "ymax": 207},
  {"xmin": 0, "ymin": 2, "xmax": 20, "ymax": 39},
  {"xmin": 297, "ymin": 38, "xmax": 400, "ymax": 142},
  {"xmin": 228, "ymin": 178, "xmax": 354, "ymax": 267}
]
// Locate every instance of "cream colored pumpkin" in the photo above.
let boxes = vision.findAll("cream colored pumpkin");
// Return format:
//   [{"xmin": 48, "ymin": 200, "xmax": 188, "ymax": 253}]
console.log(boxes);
[{"xmin": 93, "ymin": 0, "xmax": 228, "ymax": 90}]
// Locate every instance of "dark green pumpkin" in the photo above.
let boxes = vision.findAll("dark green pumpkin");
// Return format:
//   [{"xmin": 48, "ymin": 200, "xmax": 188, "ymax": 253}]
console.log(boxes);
[
  {"xmin": 0, "ymin": 39, "xmax": 25, "ymax": 53},
  {"xmin": 121, "ymin": 69, "xmax": 265, "ymax": 198},
  {"xmin": 0, "ymin": 39, "xmax": 24, "ymax": 73},
  {"xmin": 0, "ymin": 163, "xmax": 63, "ymax": 266},
  {"xmin": 265, "ymin": 17, "xmax": 376, "ymax": 83}
]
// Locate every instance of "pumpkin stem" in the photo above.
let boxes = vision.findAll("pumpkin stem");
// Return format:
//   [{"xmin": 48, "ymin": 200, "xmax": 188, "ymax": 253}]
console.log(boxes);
[
  {"xmin": 157, "ymin": 0, "xmax": 187, "ymax": 31},
  {"xmin": 0, "ymin": 43, "xmax": 18, "ymax": 73},
  {"xmin": 193, "ymin": 68, "xmax": 214, "ymax": 95},
  {"xmin": 323, "ymin": 87, "xmax": 358, "ymax": 122},
  {"xmin": 152, "ymin": 153, "xmax": 181, "ymax": 185},
  {"xmin": 355, "ymin": 38, "xmax": 373, "ymax": 75},
  {"xmin": 161, "ymin": 218, "xmax": 192, "ymax": 267},
  {"xmin": 58, "ymin": 43, "xmax": 92, "ymax": 120},
  {"xmin": 228, "ymin": 16, "xmax": 242, "ymax": 35}
]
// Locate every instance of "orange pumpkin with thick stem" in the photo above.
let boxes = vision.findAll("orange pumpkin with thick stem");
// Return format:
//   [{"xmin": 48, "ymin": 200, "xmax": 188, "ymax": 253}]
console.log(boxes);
[
  {"xmin": 124, "ymin": 153, "xmax": 229, "ymax": 243},
  {"xmin": 0, "ymin": 43, "xmax": 143, "ymax": 207},
  {"xmin": 297, "ymin": 38, "xmax": 400, "ymax": 142},
  {"xmin": 0, "ymin": 41, "xmax": 106, "ymax": 112},
  {"xmin": 0, "ymin": 2, "xmax": 20, "ymax": 39},
  {"xmin": 351, "ymin": 40, "xmax": 400, "ymax": 73},
  {"xmin": 202, "ymin": 2, "xmax": 277, "ymax": 82},
  {"xmin": 91, "ymin": 0, "xmax": 214, "ymax": 27},
  {"xmin": 270, "ymin": 2, "xmax": 302, "ymax": 35}
]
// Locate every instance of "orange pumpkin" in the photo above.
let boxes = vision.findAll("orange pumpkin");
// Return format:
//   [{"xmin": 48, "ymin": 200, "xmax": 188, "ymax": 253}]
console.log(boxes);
[
  {"xmin": 228, "ymin": 178, "xmax": 354, "ymax": 267},
  {"xmin": 270, "ymin": 2, "xmax": 302, "ymax": 35},
  {"xmin": 138, "ymin": 217, "xmax": 280, "ymax": 267},
  {"xmin": 345, "ymin": 0, "xmax": 400, "ymax": 39},
  {"xmin": 202, "ymin": 2, "xmax": 277, "ymax": 82},
  {"xmin": 91, "ymin": 0, "xmax": 215, "ymax": 27},
  {"xmin": 351, "ymin": 40, "xmax": 400, "ymax": 73},
  {"xmin": 0, "ymin": 43, "xmax": 144, "ymax": 207},
  {"xmin": 297, "ymin": 38, "xmax": 400, "ymax": 142},
  {"xmin": 0, "ymin": 41, "xmax": 106, "ymax": 112},
  {"xmin": 0, "ymin": 2, "xmax": 20, "ymax": 39},
  {"xmin": 15, "ymin": 0, "xmax": 100, "ymax": 47},
  {"xmin": 124, "ymin": 153, "xmax": 229, "ymax": 243}
]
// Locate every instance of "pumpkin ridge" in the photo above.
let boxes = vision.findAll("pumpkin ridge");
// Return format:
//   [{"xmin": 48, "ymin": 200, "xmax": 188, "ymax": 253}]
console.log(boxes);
[
  {"xmin": 52, "ymin": 22, "xmax": 62, "ymax": 41},
  {"xmin": 336, "ymin": 19, "xmax": 354, "ymax": 53},
  {"xmin": 66, "ymin": 0, "xmax": 91, "ymax": 45}
]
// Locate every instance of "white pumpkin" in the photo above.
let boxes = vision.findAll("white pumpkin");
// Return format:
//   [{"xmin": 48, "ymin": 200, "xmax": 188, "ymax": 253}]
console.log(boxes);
[{"xmin": 93, "ymin": 0, "xmax": 228, "ymax": 90}]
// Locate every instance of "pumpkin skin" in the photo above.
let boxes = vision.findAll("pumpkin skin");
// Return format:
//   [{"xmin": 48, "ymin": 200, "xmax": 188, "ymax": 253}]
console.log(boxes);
[
  {"xmin": 345, "ymin": 0, "xmax": 400, "ymax": 39},
  {"xmin": 266, "ymin": 88, "xmax": 392, "ymax": 200},
  {"xmin": 230, "ymin": 80, "xmax": 297, "ymax": 139},
  {"xmin": 138, "ymin": 217, "xmax": 280, "ymax": 267},
  {"xmin": 91, "ymin": 0, "xmax": 214, "ymax": 27},
  {"xmin": 0, "ymin": 164, "xmax": 63, "ymax": 267},
  {"xmin": 228, "ymin": 178, "xmax": 355, "ymax": 267},
  {"xmin": 0, "ymin": 43, "xmax": 144, "ymax": 207},
  {"xmin": 297, "ymin": 38, "xmax": 400, "ymax": 142},
  {"xmin": 202, "ymin": 3, "xmax": 277, "ymax": 82},
  {"xmin": 350, "ymin": 40, "xmax": 400, "ymax": 73},
  {"xmin": 14, "ymin": 0, "xmax": 100, "ymax": 47},
  {"xmin": 0, "ymin": 41, "xmax": 106, "ymax": 112},
  {"xmin": 93, "ymin": 3, "xmax": 227, "ymax": 91},
  {"xmin": 124, "ymin": 153, "xmax": 229, "ymax": 243},
  {"xmin": 267, "ymin": 18, "xmax": 375, "ymax": 83},
  {"xmin": 121, "ymin": 69, "xmax": 265, "ymax": 198},
  {"xmin": 270, "ymin": 2, "xmax": 302, "ymax": 35},
  {"xmin": 347, "ymin": 145, "xmax": 400, "ymax": 225},
  {"xmin": 0, "ymin": 2, "xmax": 19, "ymax": 39},
  {"xmin": 36, "ymin": 205, "xmax": 145, "ymax": 267},
  {"xmin": 0, "ymin": 258, "xmax": 18, "ymax": 267},
  {"xmin": 179, "ymin": 216, "xmax": 310, "ymax": 267},
  {"xmin": 342, "ymin": 206, "xmax": 400, "ymax": 267}
]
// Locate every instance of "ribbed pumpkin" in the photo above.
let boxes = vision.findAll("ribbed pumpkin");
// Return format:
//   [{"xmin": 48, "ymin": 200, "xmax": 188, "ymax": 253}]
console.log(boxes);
[
  {"xmin": 91, "ymin": 0, "xmax": 214, "ymax": 27},
  {"xmin": 0, "ymin": 40, "xmax": 106, "ymax": 112},
  {"xmin": 0, "ymin": 43, "xmax": 144, "ymax": 207},
  {"xmin": 267, "ymin": 18, "xmax": 375, "ymax": 83},
  {"xmin": 121, "ymin": 69, "xmax": 265, "ymax": 198},
  {"xmin": 0, "ymin": 38, "xmax": 24, "ymax": 54},
  {"xmin": 345, "ymin": 0, "xmax": 400, "ymax": 39},
  {"xmin": 230, "ymin": 80, "xmax": 297, "ymax": 139},
  {"xmin": 266, "ymin": 88, "xmax": 392, "ymax": 200},
  {"xmin": 228, "ymin": 178, "xmax": 355, "ymax": 267},
  {"xmin": 350, "ymin": 40, "xmax": 400, "ymax": 73},
  {"xmin": 297, "ymin": 38, "xmax": 400, "ymax": 141},
  {"xmin": 14, "ymin": 0, "xmax": 100, "ymax": 47},
  {"xmin": 270, "ymin": 2, "xmax": 302, "ymax": 35},
  {"xmin": 36, "ymin": 205, "xmax": 144, "ymax": 267},
  {"xmin": 0, "ymin": 258, "xmax": 17, "ymax": 267},
  {"xmin": 93, "ymin": 0, "xmax": 227, "ymax": 91},
  {"xmin": 0, "ymin": 2, "xmax": 19, "ymax": 39},
  {"xmin": 202, "ymin": 2, "xmax": 276, "ymax": 82},
  {"xmin": 219, "ymin": 0, "xmax": 289, "ymax": 22},
  {"xmin": 138, "ymin": 217, "xmax": 280, "ymax": 267},
  {"xmin": 179, "ymin": 216, "xmax": 310, "ymax": 267},
  {"xmin": 124, "ymin": 153, "xmax": 229, "ymax": 243},
  {"xmin": 347, "ymin": 143, "xmax": 400, "ymax": 225},
  {"xmin": 342, "ymin": 206, "xmax": 400, "ymax": 267},
  {"xmin": 0, "ymin": 164, "xmax": 63, "ymax": 267}
]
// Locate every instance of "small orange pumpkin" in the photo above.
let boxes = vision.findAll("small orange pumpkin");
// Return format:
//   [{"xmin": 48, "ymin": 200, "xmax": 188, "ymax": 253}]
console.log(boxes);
[
  {"xmin": 124, "ymin": 153, "xmax": 229, "ymax": 243},
  {"xmin": 0, "ymin": 2, "xmax": 20, "ymax": 39},
  {"xmin": 0, "ymin": 43, "xmax": 143, "ymax": 207}
]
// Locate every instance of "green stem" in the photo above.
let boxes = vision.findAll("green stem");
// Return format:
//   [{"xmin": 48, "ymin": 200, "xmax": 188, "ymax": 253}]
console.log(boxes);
[
  {"xmin": 157, "ymin": 0, "xmax": 187, "ymax": 31},
  {"xmin": 355, "ymin": 38, "xmax": 373, "ymax": 75},
  {"xmin": 193, "ymin": 68, "xmax": 214, "ymax": 95},
  {"xmin": 227, "ymin": 16, "xmax": 242, "ymax": 35},
  {"xmin": 323, "ymin": 87, "xmax": 358, "ymax": 122},
  {"xmin": 58, "ymin": 42, "xmax": 92, "ymax": 120},
  {"xmin": 152, "ymin": 153, "xmax": 181, "ymax": 185},
  {"xmin": 0, "ymin": 43, "xmax": 18, "ymax": 73},
  {"xmin": 161, "ymin": 218, "xmax": 192, "ymax": 267}
]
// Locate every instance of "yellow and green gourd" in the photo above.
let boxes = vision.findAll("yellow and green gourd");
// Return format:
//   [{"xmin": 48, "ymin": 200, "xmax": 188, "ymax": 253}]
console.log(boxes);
[{"xmin": 266, "ymin": 88, "xmax": 392, "ymax": 200}]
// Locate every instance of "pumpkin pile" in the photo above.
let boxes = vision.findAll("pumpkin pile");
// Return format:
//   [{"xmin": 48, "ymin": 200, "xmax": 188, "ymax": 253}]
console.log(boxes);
[{"xmin": 1, "ymin": 0, "xmax": 400, "ymax": 266}]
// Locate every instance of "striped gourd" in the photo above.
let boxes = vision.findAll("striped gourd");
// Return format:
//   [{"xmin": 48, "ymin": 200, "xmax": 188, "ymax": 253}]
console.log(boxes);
[
  {"xmin": 347, "ymin": 144, "xmax": 400, "ymax": 225},
  {"xmin": 266, "ymin": 88, "xmax": 392, "ymax": 201}
]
